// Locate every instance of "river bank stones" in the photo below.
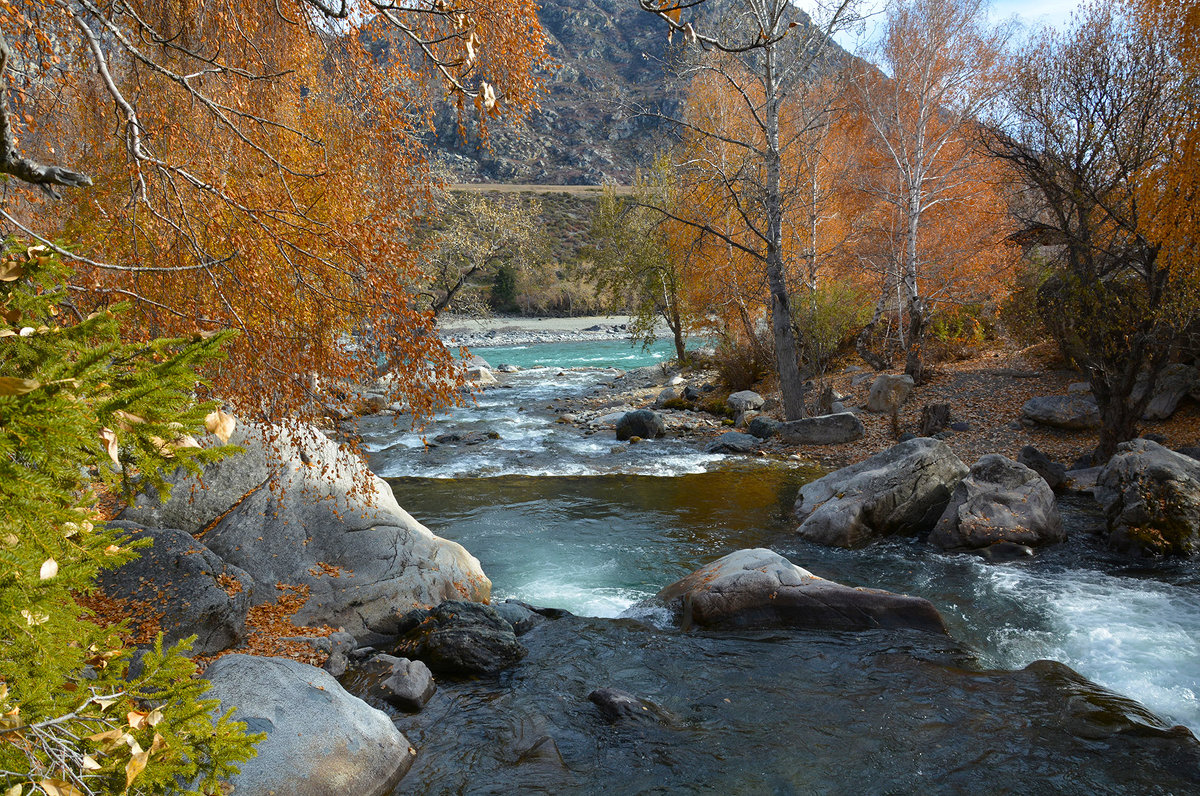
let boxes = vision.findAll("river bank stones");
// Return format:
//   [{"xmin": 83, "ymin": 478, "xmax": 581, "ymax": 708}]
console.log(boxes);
[
  {"xmin": 929, "ymin": 455, "xmax": 1065, "ymax": 552},
  {"xmin": 202, "ymin": 654, "xmax": 414, "ymax": 796},
  {"xmin": 794, "ymin": 438, "xmax": 969, "ymax": 548},
  {"xmin": 654, "ymin": 549, "xmax": 948, "ymax": 634},
  {"xmin": 616, "ymin": 409, "xmax": 666, "ymax": 441}
]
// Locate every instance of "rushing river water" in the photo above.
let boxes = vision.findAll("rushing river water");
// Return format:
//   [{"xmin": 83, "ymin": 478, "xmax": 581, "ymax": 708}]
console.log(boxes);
[{"xmin": 356, "ymin": 342, "xmax": 1200, "ymax": 794}]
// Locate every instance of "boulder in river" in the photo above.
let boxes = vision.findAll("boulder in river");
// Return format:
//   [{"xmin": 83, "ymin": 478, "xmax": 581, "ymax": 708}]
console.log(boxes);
[
  {"xmin": 654, "ymin": 548, "xmax": 948, "ymax": 634},
  {"xmin": 101, "ymin": 522, "xmax": 253, "ymax": 656},
  {"xmin": 866, "ymin": 374, "xmax": 914, "ymax": 414},
  {"xmin": 122, "ymin": 422, "xmax": 490, "ymax": 639},
  {"xmin": 202, "ymin": 654, "xmax": 414, "ymax": 796},
  {"xmin": 390, "ymin": 600, "xmax": 526, "ymax": 676},
  {"xmin": 727, "ymin": 390, "xmax": 764, "ymax": 412},
  {"xmin": 777, "ymin": 412, "xmax": 864, "ymax": 445},
  {"xmin": 1021, "ymin": 394, "xmax": 1101, "ymax": 430},
  {"xmin": 705, "ymin": 431, "xmax": 760, "ymax": 454},
  {"xmin": 929, "ymin": 455, "xmax": 1065, "ymax": 552},
  {"xmin": 616, "ymin": 409, "xmax": 666, "ymax": 441},
  {"xmin": 1095, "ymin": 439, "xmax": 1200, "ymax": 557},
  {"xmin": 794, "ymin": 438, "xmax": 969, "ymax": 548},
  {"xmin": 588, "ymin": 687, "xmax": 671, "ymax": 723}
]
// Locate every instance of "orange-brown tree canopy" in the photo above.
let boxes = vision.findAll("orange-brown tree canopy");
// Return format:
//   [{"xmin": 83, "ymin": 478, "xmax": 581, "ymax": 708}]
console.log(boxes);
[{"xmin": 0, "ymin": 0, "xmax": 551, "ymax": 420}]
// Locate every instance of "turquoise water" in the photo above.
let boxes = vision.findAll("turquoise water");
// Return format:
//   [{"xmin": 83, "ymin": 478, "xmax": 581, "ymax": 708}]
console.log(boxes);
[{"xmin": 469, "ymin": 337, "xmax": 678, "ymax": 370}]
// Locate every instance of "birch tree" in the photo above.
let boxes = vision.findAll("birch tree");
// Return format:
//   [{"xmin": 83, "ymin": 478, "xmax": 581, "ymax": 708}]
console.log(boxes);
[
  {"xmin": 636, "ymin": 0, "xmax": 860, "ymax": 420},
  {"xmin": 854, "ymin": 0, "xmax": 1009, "ymax": 382}
]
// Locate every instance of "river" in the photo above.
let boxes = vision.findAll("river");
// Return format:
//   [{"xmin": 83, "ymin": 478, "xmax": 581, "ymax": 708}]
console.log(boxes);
[{"xmin": 355, "ymin": 340, "xmax": 1200, "ymax": 794}]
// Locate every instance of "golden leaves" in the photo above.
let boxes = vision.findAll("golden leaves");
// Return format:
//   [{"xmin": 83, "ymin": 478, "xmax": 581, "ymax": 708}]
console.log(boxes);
[
  {"xmin": 39, "ymin": 558, "xmax": 58, "ymax": 580},
  {"xmin": 205, "ymin": 408, "xmax": 236, "ymax": 443},
  {"xmin": 0, "ymin": 377, "xmax": 40, "ymax": 396},
  {"xmin": 99, "ymin": 428, "xmax": 120, "ymax": 466}
]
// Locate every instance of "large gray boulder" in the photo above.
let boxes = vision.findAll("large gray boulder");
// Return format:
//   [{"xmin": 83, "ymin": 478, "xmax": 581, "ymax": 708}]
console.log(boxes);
[
  {"xmin": 101, "ymin": 522, "xmax": 253, "ymax": 656},
  {"xmin": 122, "ymin": 423, "xmax": 489, "ymax": 639},
  {"xmin": 654, "ymin": 549, "xmax": 947, "ymax": 634},
  {"xmin": 866, "ymin": 374, "xmax": 914, "ymax": 414},
  {"xmin": 1021, "ymin": 394, "xmax": 1101, "ymax": 430},
  {"xmin": 203, "ymin": 654, "xmax": 414, "ymax": 796},
  {"xmin": 794, "ymin": 438, "xmax": 969, "ymax": 548},
  {"xmin": 1137, "ymin": 363, "xmax": 1197, "ymax": 420},
  {"xmin": 615, "ymin": 409, "xmax": 666, "ymax": 441},
  {"xmin": 778, "ymin": 412, "xmax": 865, "ymax": 445},
  {"xmin": 929, "ymin": 455, "xmax": 1065, "ymax": 552},
  {"xmin": 727, "ymin": 390, "xmax": 764, "ymax": 412},
  {"xmin": 1095, "ymin": 439, "xmax": 1200, "ymax": 557}
]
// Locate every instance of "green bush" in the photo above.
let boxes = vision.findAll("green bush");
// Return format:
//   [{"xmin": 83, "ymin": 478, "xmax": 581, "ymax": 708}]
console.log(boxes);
[
  {"xmin": 791, "ymin": 283, "xmax": 874, "ymax": 376},
  {"xmin": 0, "ymin": 242, "xmax": 259, "ymax": 793},
  {"xmin": 999, "ymin": 259, "xmax": 1053, "ymax": 347}
]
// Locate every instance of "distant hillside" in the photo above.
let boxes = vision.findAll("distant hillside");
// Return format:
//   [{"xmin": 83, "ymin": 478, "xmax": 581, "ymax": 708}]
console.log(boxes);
[
  {"xmin": 429, "ymin": 1, "xmax": 857, "ymax": 185},
  {"xmin": 430, "ymin": 0, "xmax": 683, "ymax": 184}
]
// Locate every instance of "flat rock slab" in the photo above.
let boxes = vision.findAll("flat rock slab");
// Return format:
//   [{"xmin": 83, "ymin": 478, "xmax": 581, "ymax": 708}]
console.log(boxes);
[
  {"xmin": 778, "ymin": 412, "xmax": 864, "ymax": 445},
  {"xmin": 203, "ymin": 655, "xmax": 414, "ymax": 796},
  {"xmin": 1021, "ymin": 394, "xmax": 1101, "ymax": 430},
  {"xmin": 654, "ymin": 548, "xmax": 948, "ymax": 634}
]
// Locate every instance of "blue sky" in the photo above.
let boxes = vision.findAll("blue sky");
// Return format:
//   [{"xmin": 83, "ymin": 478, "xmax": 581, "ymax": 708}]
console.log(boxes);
[{"xmin": 799, "ymin": 0, "xmax": 1083, "ymax": 52}]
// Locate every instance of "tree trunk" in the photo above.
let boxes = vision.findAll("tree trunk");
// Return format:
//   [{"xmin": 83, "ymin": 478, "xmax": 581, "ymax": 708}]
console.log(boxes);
[
  {"xmin": 764, "ymin": 40, "xmax": 807, "ymax": 421},
  {"xmin": 904, "ymin": 296, "xmax": 925, "ymax": 384}
]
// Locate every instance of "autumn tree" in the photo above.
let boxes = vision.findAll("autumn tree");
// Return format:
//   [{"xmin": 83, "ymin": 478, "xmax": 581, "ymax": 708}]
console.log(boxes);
[
  {"xmin": 636, "ymin": 0, "xmax": 859, "ymax": 420},
  {"xmin": 421, "ymin": 193, "xmax": 545, "ymax": 317},
  {"xmin": 986, "ymin": 0, "xmax": 1198, "ymax": 459},
  {"xmin": 591, "ymin": 155, "xmax": 701, "ymax": 362},
  {"xmin": 853, "ymin": 0, "xmax": 1011, "ymax": 382},
  {"xmin": 0, "ymin": 0, "xmax": 551, "ymax": 423}
]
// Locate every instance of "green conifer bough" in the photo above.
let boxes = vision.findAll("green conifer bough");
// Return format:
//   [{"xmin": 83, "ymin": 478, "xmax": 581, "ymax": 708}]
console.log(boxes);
[{"xmin": 0, "ymin": 241, "xmax": 260, "ymax": 794}]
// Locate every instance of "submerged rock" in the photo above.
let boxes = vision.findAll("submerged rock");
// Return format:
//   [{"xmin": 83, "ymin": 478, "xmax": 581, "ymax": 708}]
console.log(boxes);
[
  {"xmin": 101, "ymin": 523, "xmax": 253, "ymax": 656},
  {"xmin": 202, "ymin": 654, "xmax": 414, "ymax": 796},
  {"xmin": 588, "ymin": 687, "xmax": 671, "ymax": 723},
  {"xmin": 794, "ymin": 438, "xmax": 969, "ymax": 548},
  {"xmin": 777, "ymin": 412, "xmax": 864, "ymax": 445},
  {"xmin": 390, "ymin": 600, "xmax": 526, "ymax": 676},
  {"xmin": 1095, "ymin": 439, "xmax": 1200, "ymax": 557},
  {"xmin": 122, "ymin": 422, "xmax": 489, "ymax": 639},
  {"xmin": 654, "ymin": 549, "xmax": 948, "ymax": 634},
  {"xmin": 929, "ymin": 455, "xmax": 1065, "ymax": 552},
  {"xmin": 616, "ymin": 409, "xmax": 666, "ymax": 441}
]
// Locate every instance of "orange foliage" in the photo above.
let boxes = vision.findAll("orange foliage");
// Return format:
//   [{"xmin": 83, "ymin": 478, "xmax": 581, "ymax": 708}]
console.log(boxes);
[{"xmin": 0, "ymin": 0, "xmax": 551, "ymax": 420}]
